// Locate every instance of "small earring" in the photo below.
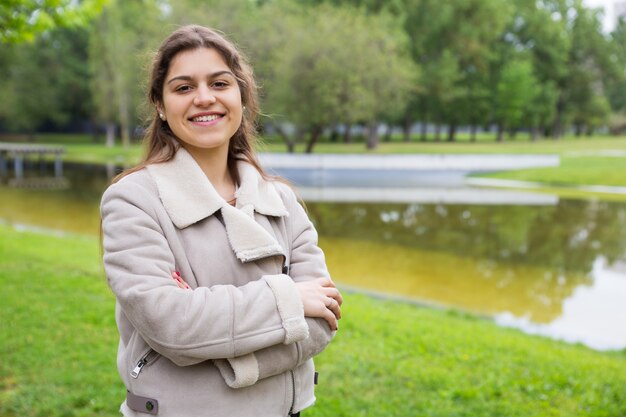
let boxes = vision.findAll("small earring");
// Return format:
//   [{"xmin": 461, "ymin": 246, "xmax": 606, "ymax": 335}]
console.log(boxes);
[
  {"xmin": 159, "ymin": 113, "xmax": 165, "ymax": 121},
  {"xmin": 242, "ymin": 106, "xmax": 246, "ymax": 111}
]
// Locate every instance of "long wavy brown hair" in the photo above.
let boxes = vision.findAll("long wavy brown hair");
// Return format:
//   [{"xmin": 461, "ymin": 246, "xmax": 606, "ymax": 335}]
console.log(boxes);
[{"xmin": 114, "ymin": 25, "xmax": 266, "ymax": 184}]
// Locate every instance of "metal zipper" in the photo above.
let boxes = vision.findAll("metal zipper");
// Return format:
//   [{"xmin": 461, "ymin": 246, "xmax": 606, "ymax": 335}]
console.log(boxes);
[{"xmin": 131, "ymin": 349, "xmax": 159, "ymax": 379}]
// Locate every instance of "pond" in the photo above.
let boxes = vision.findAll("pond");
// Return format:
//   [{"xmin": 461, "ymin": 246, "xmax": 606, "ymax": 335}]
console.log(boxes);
[{"xmin": 1, "ymin": 163, "xmax": 625, "ymax": 351}]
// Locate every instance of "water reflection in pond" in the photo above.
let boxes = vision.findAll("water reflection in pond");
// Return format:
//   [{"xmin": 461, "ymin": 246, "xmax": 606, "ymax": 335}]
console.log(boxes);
[
  {"xmin": 305, "ymin": 200, "xmax": 626, "ymax": 350},
  {"xmin": 1, "ymin": 165, "xmax": 625, "ymax": 350},
  {"xmin": 0, "ymin": 164, "xmax": 109, "ymax": 235}
]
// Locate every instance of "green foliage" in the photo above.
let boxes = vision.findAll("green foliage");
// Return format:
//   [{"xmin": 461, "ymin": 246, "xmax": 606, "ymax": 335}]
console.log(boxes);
[
  {"xmin": 254, "ymin": 1, "xmax": 414, "ymax": 150},
  {"xmin": 88, "ymin": 0, "xmax": 163, "ymax": 147},
  {"xmin": 494, "ymin": 58, "xmax": 540, "ymax": 133},
  {"xmin": 0, "ymin": 0, "xmax": 110, "ymax": 43},
  {"xmin": 1, "ymin": 0, "xmax": 625, "ymax": 147},
  {"xmin": 2, "ymin": 225, "xmax": 626, "ymax": 416},
  {"xmin": 0, "ymin": 27, "xmax": 93, "ymax": 132}
]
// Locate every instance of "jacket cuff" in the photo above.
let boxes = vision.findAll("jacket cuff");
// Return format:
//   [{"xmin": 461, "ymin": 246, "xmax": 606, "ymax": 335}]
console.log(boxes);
[
  {"xmin": 213, "ymin": 353, "xmax": 260, "ymax": 388},
  {"xmin": 263, "ymin": 274, "xmax": 309, "ymax": 344}
]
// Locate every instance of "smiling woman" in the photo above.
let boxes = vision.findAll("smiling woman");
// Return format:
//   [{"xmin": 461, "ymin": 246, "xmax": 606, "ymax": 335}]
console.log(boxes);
[
  {"xmin": 159, "ymin": 48, "xmax": 243, "ymax": 189},
  {"xmin": 100, "ymin": 25, "xmax": 342, "ymax": 417}
]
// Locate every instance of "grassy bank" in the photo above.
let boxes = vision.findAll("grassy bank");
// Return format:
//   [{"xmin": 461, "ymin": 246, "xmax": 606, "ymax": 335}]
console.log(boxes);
[
  {"xmin": 1, "ymin": 225, "xmax": 625, "ymax": 416},
  {"xmin": 5, "ymin": 133, "xmax": 626, "ymax": 195}
]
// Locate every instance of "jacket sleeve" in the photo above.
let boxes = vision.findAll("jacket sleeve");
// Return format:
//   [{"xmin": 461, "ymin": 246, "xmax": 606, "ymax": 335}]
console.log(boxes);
[
  {"xmin": 214, "ymin": 184, "xmax": 335, "ymax": 388},
  {"xmin": 101, "ymin": 178, "xmax": 309, "ymax": 367}
]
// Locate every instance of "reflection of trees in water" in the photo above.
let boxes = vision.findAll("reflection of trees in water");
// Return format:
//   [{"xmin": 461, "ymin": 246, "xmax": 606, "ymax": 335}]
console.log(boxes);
[
  {"xmin": 308, "ymin": 200, "xmax": 626, "ymax": 319},
  {"xmin": 0, "ymin": 164, "xmax": 112, "ymax": 235},
  {"xmin": 308, "ymin": 200, "xmax": 626, "ymax": 274}
]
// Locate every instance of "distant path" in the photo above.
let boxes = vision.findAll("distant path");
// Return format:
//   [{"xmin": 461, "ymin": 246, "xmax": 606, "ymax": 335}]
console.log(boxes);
[{"xmin": 259, "ymin": 153, "xmax": 560, "ymax": 171}]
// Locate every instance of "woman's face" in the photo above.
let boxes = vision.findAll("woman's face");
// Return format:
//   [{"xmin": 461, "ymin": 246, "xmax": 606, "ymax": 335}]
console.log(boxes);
[{"xmin": 160, "ymin": 47, "xmax": 243, "ymax": 157}]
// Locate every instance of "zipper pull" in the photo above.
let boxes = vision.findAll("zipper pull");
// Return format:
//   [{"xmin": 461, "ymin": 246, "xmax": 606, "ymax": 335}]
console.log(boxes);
[
  {"xmin": 130, "ymin": 350, "xmax": 155, "ymax": 379},
  {"xmin": 131, "ymin": 359, "xmax": 147, "ymax": 379}
]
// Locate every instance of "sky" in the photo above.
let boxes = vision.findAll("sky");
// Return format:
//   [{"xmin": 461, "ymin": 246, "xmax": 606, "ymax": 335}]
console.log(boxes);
[{"xmin": 583, "ymin": 0, "xmax": 617, "ymax": 32}]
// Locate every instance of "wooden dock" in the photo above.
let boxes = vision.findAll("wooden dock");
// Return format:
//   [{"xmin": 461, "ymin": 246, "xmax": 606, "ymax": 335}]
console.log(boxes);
[{"xmin": 0, "ymin": 142, "xmax": 66, "ymax": 179}]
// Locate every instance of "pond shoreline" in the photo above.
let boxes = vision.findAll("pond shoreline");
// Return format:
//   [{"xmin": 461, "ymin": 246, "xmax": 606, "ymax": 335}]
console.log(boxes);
[{"xmin": 4, "ymin": 218, "xmax": 624, "ymax": 352}]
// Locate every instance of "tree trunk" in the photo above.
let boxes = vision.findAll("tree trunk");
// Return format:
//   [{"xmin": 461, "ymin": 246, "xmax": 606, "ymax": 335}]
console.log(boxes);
[
  {"xmin": 105, "ymin": 122, "xmax": 116, "ymax": 148},
  {"xmin": 470, "ymin": 125, "xmax": 477, "ymax": 142},
  {"xmin": 383, "ymin": 124, "xmax": 393, "ymax": 142},
  {"xmin": 496, "ymin": 124, "xmax": 504, "ymax": 142},
  {"xmin": 530, "ymin": 126, "xmax": 540, "ymax": 141},
  {"xmin": 403, "ymin": 116, "xmax": 412, "ymax": 142},
  {"xmin": 92, "ymin": 122, "xmax": 101, "ymax": 143},
  {"xmin": 420, "ymin": 120, "xmax": 428, "ymax": 142},
  {"xmin": 434, "ymin": 124, "xmax": 441, "ymax": 142},
  {"xmin": 305, "ymin": 125, "xmax": 323, "ymax": 153},
  {"xmin": 552, "ymin": 97, "xmax": 564, "ymax": 139},
  {"xmin": 119, "ymin": 91, "xmax": 131, "ymax": 148},
  {"xmin": 343, "ymin": 124, "xmax": 353, "ymax": 143},
  {"xmin": 447, "ymin": 123, "xmax": 457, "ymax": 142},
  {"xmin": 274, "ymin": 124, "xmax": 296, "ymax": 153},
  {"xmin": 330, "ymin": 125, "xmax": 340, "ymax": 143},
  {"xmin": 366, "ymin": 122, "xmax": 380, "ymax": 150},
  {"xmin": 574, "ymin": 123, "xmax": 582, "ymax": 136}
]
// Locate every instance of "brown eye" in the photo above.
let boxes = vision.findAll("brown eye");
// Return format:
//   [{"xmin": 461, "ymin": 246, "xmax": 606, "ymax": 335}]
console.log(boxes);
[{"xmin": 175, "ymin": 85, "xmax": 192, "ymax": 92}]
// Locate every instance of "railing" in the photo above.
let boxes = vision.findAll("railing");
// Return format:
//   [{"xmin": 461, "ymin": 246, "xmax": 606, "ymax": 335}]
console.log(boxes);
[{"xmin": 0, "ymin": 142, "xmax": 65, "ymax": 178}]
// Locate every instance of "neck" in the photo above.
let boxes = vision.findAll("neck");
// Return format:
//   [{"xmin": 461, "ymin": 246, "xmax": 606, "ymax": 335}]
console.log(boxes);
[{"xmin": 183, "ymin": 144, "xmax": 236, "ymax": 201}]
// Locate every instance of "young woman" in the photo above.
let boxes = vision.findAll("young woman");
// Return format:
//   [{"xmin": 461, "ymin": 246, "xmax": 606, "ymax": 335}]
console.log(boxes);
[{"xmin": 101, "ymin": 25, "xmax": 342, "ymax": 417}]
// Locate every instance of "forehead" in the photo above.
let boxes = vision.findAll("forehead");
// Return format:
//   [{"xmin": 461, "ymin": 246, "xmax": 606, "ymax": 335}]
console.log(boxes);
[{"xmin": 167, "ymin": 47, "xmax": 231, "ymax": 78}]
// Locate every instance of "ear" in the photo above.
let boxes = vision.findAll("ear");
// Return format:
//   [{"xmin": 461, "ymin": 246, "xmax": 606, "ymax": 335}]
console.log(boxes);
[{"xmin": 156, "ymin": 104, "xmax": 166, "ymax": 121}]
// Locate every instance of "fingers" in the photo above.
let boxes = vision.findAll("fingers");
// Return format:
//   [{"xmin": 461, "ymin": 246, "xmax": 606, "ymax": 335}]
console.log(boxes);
[
  {"xmin": 324, "ymin": 287, "xmax": 343, "ymax": 306},
  {"xmin": 314, "ymin": 278, "xmax": 343, "ymax": 319},
  {"xmin": 295, "ymin": 278, "xmax": 343, "ymax": 328},
  {"xmin": 325, "ymin": 297, "xmax": 341, "ymax": 320},
  {"xmin": 322, "ymin": 307, "xmax": 338, "ymax": 331},
  {"xmin": 172, "ymin": 271, "xmax": 190, "ymax": 289},
  {"xmin": 317, "ymin": 277, "xmax": 335, "ymax": 288}
]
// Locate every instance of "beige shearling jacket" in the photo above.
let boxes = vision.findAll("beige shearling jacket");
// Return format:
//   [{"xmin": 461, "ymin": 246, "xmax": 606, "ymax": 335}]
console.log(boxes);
[{"xmin": 101, "ymin": 148, "xmax": 334, "ymax": 417}]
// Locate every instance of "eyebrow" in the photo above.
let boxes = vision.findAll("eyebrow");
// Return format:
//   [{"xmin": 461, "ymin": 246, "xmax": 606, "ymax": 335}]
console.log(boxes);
[{"xmin": 166, "ymin": 70, "xmax": 236, "ymax": 85}]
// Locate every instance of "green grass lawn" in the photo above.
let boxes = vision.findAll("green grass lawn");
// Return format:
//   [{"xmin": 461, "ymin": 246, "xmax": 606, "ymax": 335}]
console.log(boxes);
[
  {"xmin": 475, "ymin": 156, "xmax": 626, "ymax": 187},
  {"xmin": 1, "ymin": 225, "xmax": 625, "ymax": 416}
]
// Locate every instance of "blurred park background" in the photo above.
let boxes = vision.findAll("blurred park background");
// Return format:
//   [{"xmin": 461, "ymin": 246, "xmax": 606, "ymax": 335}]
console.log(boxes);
[{"xmin": 2, "ymin": 0, "xmax": 626, "ymax": 416}]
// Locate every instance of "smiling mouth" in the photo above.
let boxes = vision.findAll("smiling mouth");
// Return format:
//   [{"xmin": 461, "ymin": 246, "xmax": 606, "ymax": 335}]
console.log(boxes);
[{"xmin": 190, "ymin": 114, "xmax": 223, "ymax": 122}]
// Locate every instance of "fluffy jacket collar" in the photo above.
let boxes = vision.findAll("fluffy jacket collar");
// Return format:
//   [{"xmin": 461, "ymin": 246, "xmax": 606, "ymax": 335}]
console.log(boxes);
[{"xmin": 146, "ymin": 147, "xmax": 288, "ymax": 262}]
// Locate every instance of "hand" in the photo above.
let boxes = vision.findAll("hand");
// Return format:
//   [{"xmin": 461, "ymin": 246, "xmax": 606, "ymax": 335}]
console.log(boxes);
[
  {"xmin": 295, "ymin": 278, "xmax": 343, "ymax": 331},
  {"xmin": 172, "ymin": 271, "xmax": 191, "ymax": 289}
]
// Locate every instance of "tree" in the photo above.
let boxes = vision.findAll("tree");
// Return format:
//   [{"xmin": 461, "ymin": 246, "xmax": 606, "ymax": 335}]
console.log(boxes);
[
  {"xmin": 1, "ymin": 0, "xmax": 109, "ymax": 43},
  {"xmin": 402, "ymin": 0, "xmax": 512, "ymax": 142},
  {"xmin": 560, "ymin": 0, "xmax": 613, "ymax": 136},
  {"xmin": 0, "ymin": 27, "xmax": 93, "ymax": 135},
  {"xmin": 605, "ymin": 19, "xmax": 626, "ymax": 133},
  {"xmin": 258, "ymin": 1, "xmax": 413, "ymax": 152},
  {"xmin": 607, "ymin": 19, "xmax": 626, "ymax": 114},
  {"xmin": 494, "ymin": 0, "xmax": 570, "ymax": 139},
  {"xmin": 88, "ymin": 0, "xmax": 162, "ymax": 147},
  {"xmin": 492, "ymin": 57, "xmax": 540, "ymax": 141}
]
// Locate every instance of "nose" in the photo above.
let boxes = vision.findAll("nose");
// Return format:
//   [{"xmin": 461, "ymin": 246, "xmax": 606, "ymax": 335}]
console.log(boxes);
[{"xmin": 193, "ymin": 84, "xmax": 216, "ymax": 107}]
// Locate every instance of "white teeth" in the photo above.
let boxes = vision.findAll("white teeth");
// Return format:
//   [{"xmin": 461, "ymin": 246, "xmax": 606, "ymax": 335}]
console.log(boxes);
[{"xmin": 191, "ymin": 114, "xmax": 221, "ymax": 122}]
